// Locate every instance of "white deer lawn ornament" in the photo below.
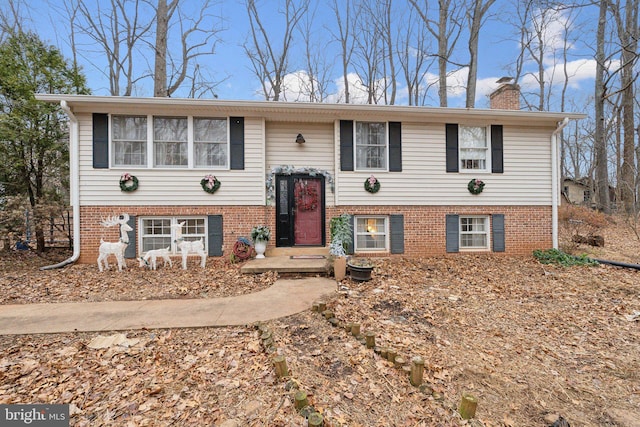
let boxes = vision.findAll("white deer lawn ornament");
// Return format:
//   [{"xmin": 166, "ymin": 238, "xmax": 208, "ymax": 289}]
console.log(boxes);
[
  {"xmin": 138, "ymin": 247, "xmax": 172, "ymax": 270},
  {"xmin": 171, "ymin": 222, "xmax": 207, "ymax": 269},
  {"xmin": 97, "ymin": 213, "xmax": 133, "ymax": 272}
]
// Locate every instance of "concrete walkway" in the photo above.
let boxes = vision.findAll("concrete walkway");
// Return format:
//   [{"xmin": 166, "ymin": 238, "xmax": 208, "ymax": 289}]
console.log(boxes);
[{"xmin": 0, "ymin": 277, "xmax": 336, "ymax": 335}]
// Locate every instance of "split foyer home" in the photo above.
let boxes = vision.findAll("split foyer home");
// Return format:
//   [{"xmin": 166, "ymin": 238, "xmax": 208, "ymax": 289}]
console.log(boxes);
[{"xmin": 37, "ymin": 83, "xmax": 584, "ymax": 265}]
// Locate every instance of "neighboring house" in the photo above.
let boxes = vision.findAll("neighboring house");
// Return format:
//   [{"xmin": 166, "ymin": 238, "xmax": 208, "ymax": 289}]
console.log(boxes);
[
  {"xmin": 37, "ymin": 84, "xmax": 583, "ymax": 264},
  {"xmin": 562, "ymin": 177, "xmax": 616, "ymax": 209},
  {"xmin": 563, "ymin": 178, "xmax": 593, "ymax": 206}
]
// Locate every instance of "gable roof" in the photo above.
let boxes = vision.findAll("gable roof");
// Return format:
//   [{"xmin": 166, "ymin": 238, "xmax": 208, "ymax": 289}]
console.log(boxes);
[{"xmin": 36, "ymin": 94, "xmax": 585, "ymax": 125}]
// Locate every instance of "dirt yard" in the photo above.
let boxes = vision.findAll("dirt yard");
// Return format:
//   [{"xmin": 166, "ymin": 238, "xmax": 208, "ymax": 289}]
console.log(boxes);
[{"xmin": 0, "ymin": 218, "xmax": 639, "ymax": 426}]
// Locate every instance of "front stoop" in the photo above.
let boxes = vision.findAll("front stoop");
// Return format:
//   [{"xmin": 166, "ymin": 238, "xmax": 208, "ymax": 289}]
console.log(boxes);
[{"xmin": 241, "ymin": 247, "xmax": 329, "ymax": 274}]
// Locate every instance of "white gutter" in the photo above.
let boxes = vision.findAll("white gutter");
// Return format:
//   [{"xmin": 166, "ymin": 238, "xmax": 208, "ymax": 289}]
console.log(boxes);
[
  {"xmin": 41, "ymin": 100, "xmax": 81, "ymax": 270},
  {"xmin": 551, "ymin": 117, "xmax": 570, "ymax": 250}
]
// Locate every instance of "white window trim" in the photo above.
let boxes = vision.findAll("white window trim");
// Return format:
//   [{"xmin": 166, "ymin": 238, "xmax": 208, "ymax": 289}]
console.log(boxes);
[
  {"xmin": 187, "ymin": 116, "xmax": 194, "ymax": 169},
  {"xmin": 193, "ymin": 116, "xmax": 230, "ymax": 169},
  {"xmin": 138, "ymin": 216, "xmax": 207, "ymax": 256},
  {"xmin": 459, "ymin": 215, "xmax": 490, "ymax": 251},
  {"xmin": 458, "ymin": 125, "xmax": 491, "ymax": 174},
  {"xmin": 354, "ymin": 215, "xmax": 389, "ymax": 252},
  {"xmin": 110, "ymin": 114, "xmax": 149, "ymax": 169},
  {"xmin": 152, "ymin": 116, "xmax": 189, "ymax": 169},
  {"xmin": 109, "ymin": 114, "xmax": 231, "ymax": 170},
  {"xmin": 354, "ymin": 121, "xmax": 389, "ymax": 172}
]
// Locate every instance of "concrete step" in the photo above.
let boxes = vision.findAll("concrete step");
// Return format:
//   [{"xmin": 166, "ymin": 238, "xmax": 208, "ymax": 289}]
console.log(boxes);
[
  {"xmin": 240, "ymin": 255, "xmax": 329, "ymax": 274},
  {"xmin": 266, "ymin": 246, "xmax": 329, "ymax": 257}
]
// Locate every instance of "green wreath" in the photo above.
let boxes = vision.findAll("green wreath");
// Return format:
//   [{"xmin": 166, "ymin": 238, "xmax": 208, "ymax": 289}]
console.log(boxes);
[
  {"xmin": 467, "ymin": 178, "xmax": 485, "ymax": 195},
  {"xmin": 364, "ymin": 175, "xmax": 381, "ymax": 193},
  {"xmin": 201, "ymin": 174, "xmax": 221, "ymax": 194},
  {"xmin": 119, "ymin": 173, "xmax": 139, "ymax": 192}
]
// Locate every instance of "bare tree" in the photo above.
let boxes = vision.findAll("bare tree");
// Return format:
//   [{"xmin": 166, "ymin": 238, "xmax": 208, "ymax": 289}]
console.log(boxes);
[
  {"xmin": 465, "ymin": 0, "xmax": 496, "ymax": 108},
  {"xmin": 0, "ymin": 0, "xmax": 27, "ymax": 41},
  {"xmin": 71, "ymin": 0, "xmax": 153, "ymax": 96},
  {"xmin": 594, "ymin": 0, "xmax": 611, "ymax": 212},
  {"xmin": 243, "ymin": 0, "xmax": 309, "ymax": 101},
  {"xmin": 409, "ymin": 0, "xmax": 464, "ymax": 107},
  {"xmin": 608, "ymin": 0, "xmax": 639, "ymax": 213},
  {"xmin": 329, "ymin": 0, "xmax": 358, "ymax": 103},
  {"xmin": 298, "ymin": 7, "xmax": 332, "ymax": 102},
  {"xmin": 152, "ymin": 0, "xmax": 221, "ymax": 98},
  {"xmin": 351, "ymin": 1, "xmax": 397, "ymax": 104},
  {"xmin": 375, "ymin": 0, "xmax": 398, "ymax": 104},
  {"xmin": 398, "ymin": 7, "xmax": 433, "ymax": 105},
  {"xmin": 352, "ymin": 5, "xmax": 386, "ymax": 104},
  {"xmin": 153, "ymin": 0, "xmax": 173, "ymax": 97}
]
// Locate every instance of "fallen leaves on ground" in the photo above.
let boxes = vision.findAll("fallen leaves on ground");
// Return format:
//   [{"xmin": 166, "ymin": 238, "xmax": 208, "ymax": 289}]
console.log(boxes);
[
  {"xmin": 1, "ymin": 220, "xmax": 639, "ymax": 426},
  {"xmin": 0, "ymin": 254, "xmax": 277, "ymax": 304}
]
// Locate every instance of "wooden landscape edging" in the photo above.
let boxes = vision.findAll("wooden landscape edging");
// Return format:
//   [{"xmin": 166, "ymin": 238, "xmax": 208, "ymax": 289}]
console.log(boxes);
[
  {"xmin": 254, "ymin": 322, "xmax": 324, "ymax": 425},
  {"xmin": 313, "ymin": 300, "xmax": 479, "ymax": 410},
  {"xmin": 254, "ymin": 298, "xmax": 480, "ymax": 425}
]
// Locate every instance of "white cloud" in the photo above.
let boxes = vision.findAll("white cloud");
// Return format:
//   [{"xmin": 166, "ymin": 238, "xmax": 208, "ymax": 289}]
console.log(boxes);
[
  {"xmin": 327, "ymin": 72, "xmax": 391, "ymax": 104},
  {"xmin": 520, "ymin": 58, "xmax": 597, "ymax": 91}
]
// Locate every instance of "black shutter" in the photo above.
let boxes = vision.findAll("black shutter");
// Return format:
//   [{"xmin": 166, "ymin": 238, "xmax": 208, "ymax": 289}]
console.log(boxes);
[
  {"xmin": 445, "ymin": 214, "xmax": 459, "ymax": 253},
  {"xmin": 340, "ymin": 120, "xmax": 354, "ymax": 171},
  {"xmin": 446, "ymin": 124, "xmax": 458, "ymax": 173},
  {"xmin": 492, "ymin": 214, "xmax": 505, "ymax": 252},
  {"xmin": 93, "ymin": 113, "xmax": 109, "ymax": 169},
  {"xmin": 346, "ymin": 214, "xmax": 355, "ymax": 254},
  {"xmin": 390, "ymin": 214, "xmax": 404, "ymax": 254},
  {"xmin": 389, "ymin": 122, "xmax": 402, "ymax": 172},
  {"xmin": 491, "ymin": 125, "xmax": 504, "ymax": 173},
  {"xmin": 208, "ymin": 215, "xmax": 224, "ymax": 256},
  {"xmin": 230, "ymin": 117, "xmax": 244, "ymax": 170},
  {"xmin": 124, "ymin": 215, "xmax": 136, "ymax": 259}
]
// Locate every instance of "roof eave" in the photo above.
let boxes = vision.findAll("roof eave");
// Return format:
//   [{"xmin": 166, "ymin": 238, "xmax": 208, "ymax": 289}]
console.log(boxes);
[{"xmin": 35, "ymin": 94, "xmax": 586, "ymax": 124}]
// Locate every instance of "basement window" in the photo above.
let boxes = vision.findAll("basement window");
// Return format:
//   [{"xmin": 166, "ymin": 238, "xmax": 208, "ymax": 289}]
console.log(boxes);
[
  {"xmin": 139, "ymin": 217, "xmax": 206, "ymax": 255},
  {"xmin": 355, "ymin": 216, "xmax": 388, "ymax": 252}
]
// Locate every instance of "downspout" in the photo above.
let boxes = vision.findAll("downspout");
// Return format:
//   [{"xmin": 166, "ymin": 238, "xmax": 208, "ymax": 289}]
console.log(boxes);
[
  {"xmin": 551, "ymin": 117, "xmax": 570, "ymax": 250},
  {"xmin": 41, "ymin": 100, "xmax": 81, "ymax": 270}
]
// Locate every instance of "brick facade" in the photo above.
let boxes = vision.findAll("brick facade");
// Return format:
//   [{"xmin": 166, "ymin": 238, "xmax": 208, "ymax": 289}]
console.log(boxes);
[{"xmin": 79, "ymin": 205, "xmax": 551, "ymax": 263}]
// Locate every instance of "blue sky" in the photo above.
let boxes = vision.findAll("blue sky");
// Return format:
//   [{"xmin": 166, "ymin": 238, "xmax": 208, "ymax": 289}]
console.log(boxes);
[{"xmin": 18, "ymin": 0, "xmax": 598, "ymax": 112}]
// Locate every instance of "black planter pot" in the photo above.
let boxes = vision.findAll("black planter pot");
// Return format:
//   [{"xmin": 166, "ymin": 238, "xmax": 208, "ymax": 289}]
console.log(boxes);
[{"xmin": 348, "ymin": 264, "xmax": 373, "ymax": 281}]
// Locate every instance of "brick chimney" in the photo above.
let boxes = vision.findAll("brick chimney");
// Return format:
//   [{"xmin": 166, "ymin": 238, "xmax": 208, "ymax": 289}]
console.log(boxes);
[{"xmin": 490, "ymin": 77, "xmax": 520, "ymax": 110}]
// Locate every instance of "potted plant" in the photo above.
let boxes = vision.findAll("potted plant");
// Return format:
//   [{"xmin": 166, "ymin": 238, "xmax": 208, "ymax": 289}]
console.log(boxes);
[
  {"xmin": 329, "ymin": 214, "xmax": 352, "ymax": 281},
  {"xmin": 347, "ymin": 257, "xmax": 374, "ymax": 281},
  {"xmin": 251, "ymin": 225, "xmax": 271, "ymax": 259}
]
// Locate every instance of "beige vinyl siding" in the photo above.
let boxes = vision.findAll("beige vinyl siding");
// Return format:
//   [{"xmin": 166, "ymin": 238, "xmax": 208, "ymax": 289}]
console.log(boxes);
[
  {"xmin": 77, "ymin": 113, "xmax": 265, "ymax": 206},
  {"xmin": 336, "ymin": 122, "xmax": 553, "ymax": 206},
  {"xmin": 265, "ymin": 121, "xmax": 335, "ymax": 206}
]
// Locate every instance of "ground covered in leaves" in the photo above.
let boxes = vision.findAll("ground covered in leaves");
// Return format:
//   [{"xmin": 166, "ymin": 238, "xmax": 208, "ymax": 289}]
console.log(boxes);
[{"xmin": 1, "ymin": 219, "xmax": 639, "ymax": 426}]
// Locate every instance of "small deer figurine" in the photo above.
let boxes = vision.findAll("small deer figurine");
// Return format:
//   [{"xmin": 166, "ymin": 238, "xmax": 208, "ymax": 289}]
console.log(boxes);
[
  {"xmin": 171, "ymin": 221, "xmax": 207, "ymax": 269},
  {"xmin": 97, "ymin": 213, "xmax": 132, "ymax": 272},
  {"xmin": 138, "ymin": 247, "xmax": 172, "ymax": 270}
]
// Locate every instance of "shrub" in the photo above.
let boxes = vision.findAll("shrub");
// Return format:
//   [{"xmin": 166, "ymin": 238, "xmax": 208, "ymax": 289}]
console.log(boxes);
[
  {"xmin": 533, "ymin": 248, "xmax": 598, "ymax": 266},
  {"xmin": 558, "ymin": 205, "xmax": 608, "ymax": 252},
  {"xmin": 329, "ymin": 214, "xmax": 352, "ymax": 256}
]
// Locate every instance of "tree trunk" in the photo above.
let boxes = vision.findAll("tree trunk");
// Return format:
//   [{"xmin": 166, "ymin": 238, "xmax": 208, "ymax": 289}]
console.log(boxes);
[
  {"xmin": 154, "ymin": 0, "xmax": 169, "ymax": 97},
  {"xmin": 594, "ymin": 0, "xmax": 611, "ymax": 213},
  {"xmin": 437, "ymin": 1, "xmax": 449, "ymax": 107},
  {"xmin": 466, "ymin": 0, "xmax": 495, "ymax": 108},
  {"xmin": 618, "ymin": 0, "xmax": 639, "ymax": 214}
]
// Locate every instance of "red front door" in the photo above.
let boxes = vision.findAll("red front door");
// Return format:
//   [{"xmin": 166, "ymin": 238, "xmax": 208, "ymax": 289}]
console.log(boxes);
[
  {"xmin": 275, "ymin": 175, "xmax": 325, "ymax": 247},
  {"xmin": 293, "ymin": 177, "xmax": 323, "ymax": 245}
]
